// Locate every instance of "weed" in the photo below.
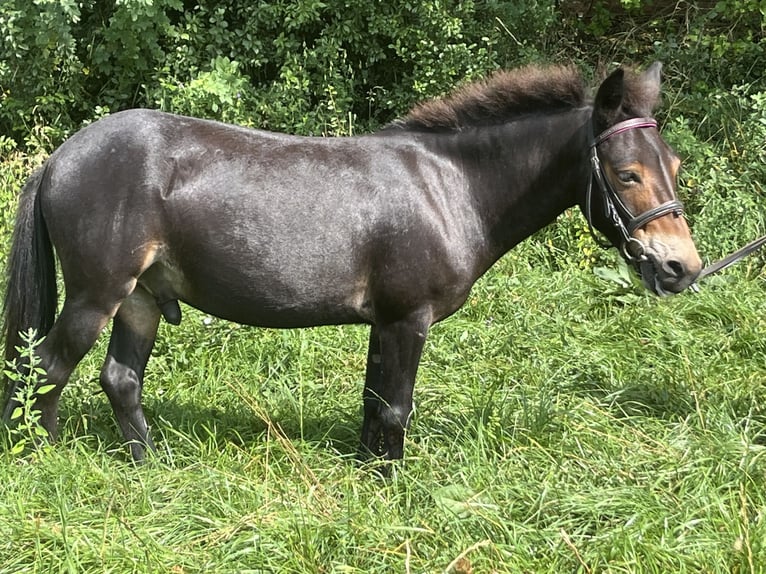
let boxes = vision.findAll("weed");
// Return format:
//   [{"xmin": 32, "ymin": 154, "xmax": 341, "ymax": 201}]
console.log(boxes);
[{"xmin": 3, "ymin": 328, "xmax": 53, "ymax": 457}]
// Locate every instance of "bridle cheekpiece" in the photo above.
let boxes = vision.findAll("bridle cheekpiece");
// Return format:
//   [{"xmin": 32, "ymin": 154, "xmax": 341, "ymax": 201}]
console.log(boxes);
[{"xmin": 585, "ymin": 117, "xmax": 685, "ymax": 262}]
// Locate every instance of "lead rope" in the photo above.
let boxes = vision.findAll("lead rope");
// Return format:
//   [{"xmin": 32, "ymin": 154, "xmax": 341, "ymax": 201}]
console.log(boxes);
[{"xmin": 695, "ymin": 233, "xmax": 766, "ymax": 282}]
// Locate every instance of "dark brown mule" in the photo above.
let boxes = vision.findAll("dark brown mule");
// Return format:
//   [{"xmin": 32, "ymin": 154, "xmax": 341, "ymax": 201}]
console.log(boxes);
[{"xmin": 2, "ymin": 62, "xmax": 701, "ymax": 461}]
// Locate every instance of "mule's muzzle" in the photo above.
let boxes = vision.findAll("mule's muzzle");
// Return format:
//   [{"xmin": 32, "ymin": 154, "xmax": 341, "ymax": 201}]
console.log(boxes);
[{"xmin": 637, "ymin": 250, "xmax": 701, "ymax": 296}]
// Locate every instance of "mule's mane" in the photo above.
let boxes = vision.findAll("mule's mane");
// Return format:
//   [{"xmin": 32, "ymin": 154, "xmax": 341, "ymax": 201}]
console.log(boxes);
[{"xmin": 390, "ymin": 65, "xmax": 587, "ymax": 132}]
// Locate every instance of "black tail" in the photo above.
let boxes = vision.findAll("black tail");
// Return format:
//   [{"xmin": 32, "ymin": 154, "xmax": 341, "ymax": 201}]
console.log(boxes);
[{"xmin": 2, "ymin": 165, "xmax": 57, "ymax": 417}]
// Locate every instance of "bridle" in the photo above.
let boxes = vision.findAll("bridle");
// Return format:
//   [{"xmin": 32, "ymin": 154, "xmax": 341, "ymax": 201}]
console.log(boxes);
[
  {"xmin": 585, "ymin": 117, "xmax": 685, "ymax": 262},
  {"xmin": 586, "ymin": 117, "xmax": 766, "ymax": 285}
]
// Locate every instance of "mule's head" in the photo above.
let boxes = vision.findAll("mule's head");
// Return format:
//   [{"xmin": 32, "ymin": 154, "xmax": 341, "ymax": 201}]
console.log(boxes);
[{"xmin": 583, "ymin": 62, "xmax": 701, "ymax": 295}]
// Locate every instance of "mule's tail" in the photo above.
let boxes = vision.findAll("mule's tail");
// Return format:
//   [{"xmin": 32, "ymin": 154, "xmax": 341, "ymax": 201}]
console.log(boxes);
[{"xmin": 2, "ymin": 164, "xmax": 57, "ymax": 418}]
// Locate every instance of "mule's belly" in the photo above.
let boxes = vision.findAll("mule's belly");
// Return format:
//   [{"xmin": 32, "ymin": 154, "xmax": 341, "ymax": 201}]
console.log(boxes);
[
  {"xmin": 131, "ymin": 123, "xmax": 478, "ymax": 329},
  {"xmin": 139, "ymin": 242, "xmax": 373, "ymax": 329},
  {"xmin": 182, "ymin": 278, "xmax": 372, "ymax": 329},
  {"xmin": 185, "ymin": 292, "xmax": 372, "ymax": 329}
]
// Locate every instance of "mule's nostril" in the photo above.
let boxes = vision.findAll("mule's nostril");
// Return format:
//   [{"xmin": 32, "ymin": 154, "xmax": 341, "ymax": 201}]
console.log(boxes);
[{"xmin": 664, "ymin": 259, "xmax": 685, "ymax": 278}]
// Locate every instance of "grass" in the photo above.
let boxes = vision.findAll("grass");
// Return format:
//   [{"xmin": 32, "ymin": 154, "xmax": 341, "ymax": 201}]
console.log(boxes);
[{"xmin": 2, "ymin": 154, "xmax": 766, "ymax": 572}]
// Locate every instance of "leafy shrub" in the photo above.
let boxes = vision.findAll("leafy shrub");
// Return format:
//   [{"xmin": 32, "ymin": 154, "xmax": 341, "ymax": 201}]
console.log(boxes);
[
  {"xmin": 1, "ymin": 0, "xmax": 562, "ymax": 145},
  {"xmin": 0, "ymin": 0, "xmax": 84, "ymax": 148},
  {"xmin": 149, "ymin": 0, "xmax": 556, "ymax": 135},
  {"xmin": 3, "ymin": 329, "xmax": 52, "ymax": 457},
  {"xmin": 155, "ymin": 56, "xmax": 251, "ymax": 124},
  {"xmin": 88, "ymin": 0, "xmax": 183, "ymax": 108}
]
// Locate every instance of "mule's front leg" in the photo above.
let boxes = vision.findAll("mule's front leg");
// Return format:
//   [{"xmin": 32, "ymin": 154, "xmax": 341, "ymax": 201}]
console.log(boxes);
[
  {"xmin": 359, "ymin": 316, "xmax": 429, "ymax": 461},
  {"xmin": 360, "ymin": 326, "xmax": 384, "ymax": 457}
]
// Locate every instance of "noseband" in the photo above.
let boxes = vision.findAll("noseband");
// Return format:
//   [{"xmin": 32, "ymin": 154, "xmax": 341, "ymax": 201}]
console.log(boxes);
[{"xmin": 585, "ymin": 117, "xmax": 685, "ymax": 262}]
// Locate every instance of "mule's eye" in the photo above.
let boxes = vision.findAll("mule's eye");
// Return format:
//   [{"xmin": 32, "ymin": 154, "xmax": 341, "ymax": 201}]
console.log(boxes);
[{"xmin": 618, "ymin": 171, "xmax": 641, "ymax": 185}]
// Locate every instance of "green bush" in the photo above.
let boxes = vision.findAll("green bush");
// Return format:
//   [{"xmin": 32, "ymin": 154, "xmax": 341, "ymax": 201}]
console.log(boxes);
[
  {"xmin": 0, "ymin": 0, "xmax": 84, "ymax": 148},
  {"xmin": 151, "ymin": 0, "xmax": 556, "ymax": 134},
  {"xmin": 665, "ymin": 84, "xmax": 766, "ymax": 260},
  {"xmin": 1, "ymin": 0, "xmax": 563, "ymax": 145}
]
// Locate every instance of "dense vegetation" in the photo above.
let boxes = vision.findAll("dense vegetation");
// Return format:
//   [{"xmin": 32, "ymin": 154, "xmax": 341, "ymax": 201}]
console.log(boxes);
[{"xmin": 1, "ymin": 1, "xmax": 765, "ymax": 571}]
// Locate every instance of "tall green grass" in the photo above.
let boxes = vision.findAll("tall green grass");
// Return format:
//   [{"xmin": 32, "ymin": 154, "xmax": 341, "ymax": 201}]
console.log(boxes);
[{"xmin": 2, "ymin": 152, "xmax": 765, "ymax": 572}]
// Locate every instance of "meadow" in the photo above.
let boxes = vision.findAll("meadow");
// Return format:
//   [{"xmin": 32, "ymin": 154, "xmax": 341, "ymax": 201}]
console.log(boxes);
[
  {"xmin": 1, "ymin": 2, "xmax": 766, "ymax": 568},
  {"xmin": 1, "ymin": 148, "xmax": 766, "ymax": 572}
]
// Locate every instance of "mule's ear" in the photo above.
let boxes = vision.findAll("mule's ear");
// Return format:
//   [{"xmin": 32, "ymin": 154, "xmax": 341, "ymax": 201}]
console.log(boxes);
[
  {"xmin": 640, "ymin": 61, "xmax": 663, "ymax": 111},
  {"xmin": 593, "ymin": 68, "xmax": 625, "ymax": 129},
  {"xmin": 644, "ymin": 61, "xmax": 663, "ymax": 86}
]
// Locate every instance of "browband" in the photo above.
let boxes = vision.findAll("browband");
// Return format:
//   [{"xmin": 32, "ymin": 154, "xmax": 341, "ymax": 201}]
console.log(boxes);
[{"xmin": 591, "ymin": 117, "xmax": 658, "ymax": 147}]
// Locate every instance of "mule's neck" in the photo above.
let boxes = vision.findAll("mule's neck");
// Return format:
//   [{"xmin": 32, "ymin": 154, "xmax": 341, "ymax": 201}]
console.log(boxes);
[{"xmin": 442, "ymin": 107, "xmax": 592, "ymax": 274}]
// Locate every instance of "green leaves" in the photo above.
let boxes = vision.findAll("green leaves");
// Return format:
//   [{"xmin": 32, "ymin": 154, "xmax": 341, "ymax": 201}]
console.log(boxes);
[
  {"xmin": 3, "ymin": 328, "xmax": 52, "ymax": 458},
  {"xmin": 1, "ymin": 0, "xmax": 541, "ymax": 145}
]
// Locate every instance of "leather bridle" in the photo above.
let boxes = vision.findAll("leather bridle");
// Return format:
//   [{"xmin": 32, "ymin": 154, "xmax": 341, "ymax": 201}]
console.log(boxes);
[{"xmin": 585, "ymin": 117, "xmax": 685, "ymax": 262}]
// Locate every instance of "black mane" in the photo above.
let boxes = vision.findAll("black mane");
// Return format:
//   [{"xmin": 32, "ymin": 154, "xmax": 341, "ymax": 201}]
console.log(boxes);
[{"xmin": 389, "ymin": 65, "xmax": 587, "ymax": 132}]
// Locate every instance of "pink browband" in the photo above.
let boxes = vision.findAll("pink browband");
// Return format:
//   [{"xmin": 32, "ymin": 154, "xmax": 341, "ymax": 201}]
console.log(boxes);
[{"xmin": 591, "ymin": 117, "xmax": 658, "ymax": 147}]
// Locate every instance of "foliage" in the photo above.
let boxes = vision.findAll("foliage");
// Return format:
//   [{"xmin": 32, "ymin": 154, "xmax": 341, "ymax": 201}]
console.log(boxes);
[
  {"xmin": 663, "ymin": 84, "xmax": 766, "ymax": 259},
  {"xmin": 0, "ymin": 0, "xmax": 83, "ymax": 149},
  {"xmin": 1, "ymin": 0, "xmax": 559, "ymax": 145},
  {"xmin": 3, "ymin": 328, "xmax": 52, "ymax": 457},
  {"xmin": 2, "ymin": 1, "xmax": 763, "ymax": 140}
]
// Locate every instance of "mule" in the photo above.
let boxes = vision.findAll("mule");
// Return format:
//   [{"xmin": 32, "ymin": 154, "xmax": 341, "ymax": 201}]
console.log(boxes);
[{"xmin": 2, "ymin": 62, "xmax": 701, "ymax": 461}]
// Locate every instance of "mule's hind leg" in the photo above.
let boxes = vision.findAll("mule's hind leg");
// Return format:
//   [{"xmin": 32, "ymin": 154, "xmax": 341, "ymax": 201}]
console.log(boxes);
[
  {"xmin": 30, "ymin": 299, "xmax": 116, "ymax": 440},
  {"xmin": 99, "ymin": 285, "xmax": 161, "ymax": 462}
]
